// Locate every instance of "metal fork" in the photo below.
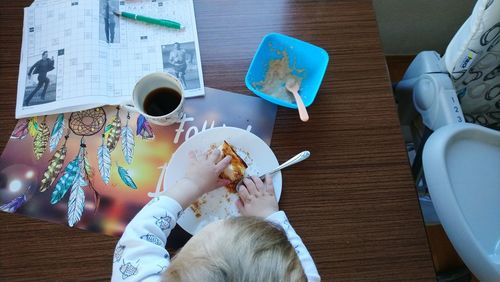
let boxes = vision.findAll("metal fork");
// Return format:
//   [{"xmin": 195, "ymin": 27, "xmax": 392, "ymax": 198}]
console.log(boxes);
[{"xmin": 237, "ymin": 150, "xmax": 310, "ymax": 187}]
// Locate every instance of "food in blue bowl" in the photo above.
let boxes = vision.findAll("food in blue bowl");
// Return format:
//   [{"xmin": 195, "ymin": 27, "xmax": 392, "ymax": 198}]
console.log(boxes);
[{"xmin": 245, "ymin": 33, "xmax": 329, "ymax": 109}]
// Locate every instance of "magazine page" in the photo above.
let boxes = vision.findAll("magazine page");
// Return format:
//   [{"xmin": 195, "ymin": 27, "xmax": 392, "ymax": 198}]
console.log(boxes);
[
  {"xmin": 16, "ymin": 0, "xmax": 105, "ymax": 119},
  {"xmin": 16, "ymin": 0, "xmax": 205, "ymax": 118},
  {"xmin": 105, "ymin": 0, "xmax": 205, "ymax": 100}
]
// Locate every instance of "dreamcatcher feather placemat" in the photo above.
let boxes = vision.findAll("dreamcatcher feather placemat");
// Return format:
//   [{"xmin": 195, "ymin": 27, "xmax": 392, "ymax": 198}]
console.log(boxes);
[{"xmin": 0, "ymin": 88, "xmax": 277, "ymax": 238}]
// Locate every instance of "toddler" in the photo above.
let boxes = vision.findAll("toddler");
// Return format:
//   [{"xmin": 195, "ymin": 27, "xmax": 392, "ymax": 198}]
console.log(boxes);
[{"xmin": 112, "ymin": 149, "xmax": 320, "ymax": 281}]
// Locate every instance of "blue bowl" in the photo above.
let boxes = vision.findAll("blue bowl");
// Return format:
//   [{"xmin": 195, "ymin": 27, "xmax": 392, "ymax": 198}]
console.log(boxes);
[{"xmin": 245, "ymin": 33, "xmax": 329, "ymax": 109}]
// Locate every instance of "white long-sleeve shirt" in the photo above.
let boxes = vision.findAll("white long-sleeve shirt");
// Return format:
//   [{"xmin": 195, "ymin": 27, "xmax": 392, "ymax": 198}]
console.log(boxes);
[{"xmin": 111, "ymin": 196, "xmax": 320, "ymax": 281}]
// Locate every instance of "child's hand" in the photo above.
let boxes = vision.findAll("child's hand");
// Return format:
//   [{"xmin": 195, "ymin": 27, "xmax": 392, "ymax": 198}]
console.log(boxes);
[
  {"xmin": 184, "ymin": 149, "xmax": 231, "ymax": 194},
  {"xmin": 236, "ymin": 175, "xmax": 278, "ymax": 218},
  {"xmin": 164, "ymin": 149, "xmax": 231, "ymax": 209}
]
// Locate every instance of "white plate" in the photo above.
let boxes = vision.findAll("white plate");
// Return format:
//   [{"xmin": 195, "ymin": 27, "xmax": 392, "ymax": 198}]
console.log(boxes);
[{"xmin": 164, "ymin": 126, "xmax": 282, "ymax": 235}]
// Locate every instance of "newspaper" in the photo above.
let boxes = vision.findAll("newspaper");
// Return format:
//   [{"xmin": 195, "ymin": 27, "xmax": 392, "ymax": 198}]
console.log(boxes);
[{"xmin": 16, "ymin": 0, "xmax": 205, "ymax": 118}]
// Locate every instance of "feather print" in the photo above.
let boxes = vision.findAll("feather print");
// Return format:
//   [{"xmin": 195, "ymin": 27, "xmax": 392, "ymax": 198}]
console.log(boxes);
[
  {"xmin": 103, "ymin": 123, "xmax": 113, "ymax": 140},
  {"xmin": 0, "ymin": 194, "xmax": 27, "ymax": 213},
  {"xmin": 50, "ymin": 148, "xmax": 84, "ymax": 204},
  {"xmin": 136, "ymin": 115, "xmax": 146, "ymax": 135},
  {"xmin": 84, "ymin": 155, "xmax": 93, "ymax": 178},
  {"xmin": 49, "ymin": 114, "xmax": 65, "ymax": 152},
  {"xmin": 136, "ymin": 114, "xmax": 154, "ymax": 139},
  {"xmin": 67, "ymin": 164, "xmax": 87, "ymax": 227},
  {"xmin": 28, "ymin": 117, "xmax": 38, "ymax": 138},
  {"xmin": 121, "ymin": 119, "xmax": 135, "ymax": 164},
  {"xmin": 97, "ymin": 136, "xmax": 111, "ymax": 184},
  {"xmin": 40, "ymin": 145, "xmax": 67, "ymax": 192},
  {"xmin": 33, "ymin": 120, "xmax": 50, "ymax": 160},
  {"xmin": 91, "ymin": 188, "xmax": 101, "ymax": 214},
  {"xmin": 11, "ymin": 119, "xmax": 29, "ymax": 140},
  {"xmin": 143, "ymin": 121, "xmax": 154, "ymax": 139},
  {"xmin": 106, "ymin": 115, "xmax": 122, "ymax": 152},
  {"xmin": 118, "ymin": 165, "xmax": 137, "ymax": 189}
]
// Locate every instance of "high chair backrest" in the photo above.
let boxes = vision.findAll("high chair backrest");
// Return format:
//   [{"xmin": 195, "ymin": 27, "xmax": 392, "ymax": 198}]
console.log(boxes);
[{"xmin": 443, "ymin": 0, "xmax": 500, "ymax": 130}]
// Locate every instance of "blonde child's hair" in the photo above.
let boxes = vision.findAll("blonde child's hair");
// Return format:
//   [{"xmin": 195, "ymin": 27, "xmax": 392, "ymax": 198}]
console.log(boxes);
[{"xmin": 163, "ymin": 216, "xmax": 306, "ymax": 282}]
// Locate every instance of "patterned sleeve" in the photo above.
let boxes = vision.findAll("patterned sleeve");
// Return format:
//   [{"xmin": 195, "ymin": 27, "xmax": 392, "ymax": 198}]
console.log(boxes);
[
  {"xmin": 111, "ymin": 196, "xmax": 183, "ymax": 282},
  {"xmin": 265, "ymin": 211, "xmax": 321, "ymax": 282}
]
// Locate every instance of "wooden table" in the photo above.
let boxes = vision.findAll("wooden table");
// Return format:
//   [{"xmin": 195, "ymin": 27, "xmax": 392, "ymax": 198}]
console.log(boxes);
[{"xmin": 0, "ymin": 1, "xmax": 436, "ymax": 280}]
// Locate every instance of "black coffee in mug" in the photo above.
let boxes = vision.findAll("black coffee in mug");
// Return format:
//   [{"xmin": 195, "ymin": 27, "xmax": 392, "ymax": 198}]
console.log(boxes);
[{"xmin": 143, "ymin": 87, "xmax": 182, "ymax": 117}]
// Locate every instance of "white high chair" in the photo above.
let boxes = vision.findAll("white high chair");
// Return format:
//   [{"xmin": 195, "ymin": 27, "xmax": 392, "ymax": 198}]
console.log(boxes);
[{"xmin": 394, "ymin": 0, "xmax": 500, "ymax": 280}]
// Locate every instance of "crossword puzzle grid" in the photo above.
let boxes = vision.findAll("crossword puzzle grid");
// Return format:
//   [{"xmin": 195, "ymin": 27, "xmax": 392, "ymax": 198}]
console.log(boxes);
[
  {"xmin": 108, "ymin": 44, "xmax": 164, "ymax": 98},
  {"xmin": 24, "ymin": 0, "xmax": 100, "ymax": 103},
  {"xmin": 106, "ymin": 0, "xmax": 202, "ymax": 98},
  {"xmin": 116, "ymin": 0, "xmax": 202, "ymax": 97}
]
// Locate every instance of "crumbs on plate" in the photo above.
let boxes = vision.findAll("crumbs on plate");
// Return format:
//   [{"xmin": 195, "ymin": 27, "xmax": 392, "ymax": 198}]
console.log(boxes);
[{"xmin": 190, "ymin": 196, "xmax": 207, "ymax": 218}]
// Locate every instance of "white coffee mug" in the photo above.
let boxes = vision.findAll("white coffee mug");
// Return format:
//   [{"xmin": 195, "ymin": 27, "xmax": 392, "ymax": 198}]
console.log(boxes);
[{"xmin": 123, "ymin": 72, "xmax": 185, "ymax": 126}]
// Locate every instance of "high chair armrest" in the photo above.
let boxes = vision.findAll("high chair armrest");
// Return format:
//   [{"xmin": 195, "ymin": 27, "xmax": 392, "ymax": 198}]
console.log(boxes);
[{"xmin": 413, "ymin": 73, "xmax": 465, "ymax": 131}]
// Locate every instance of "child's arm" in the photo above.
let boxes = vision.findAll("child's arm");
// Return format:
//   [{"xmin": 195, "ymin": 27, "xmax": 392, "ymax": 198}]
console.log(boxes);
[
  {"xmin": 111, "ymin": 195, "xmax": 182, "ymax": 282},
  {"xmin": 237, "ymin": 175, "xmax": 321, "ymax": 282},
  {"xmin": 266, "ymin": 211, "xmax": 321, "ymax": 282},
  {"xmin": 111, "ymin": 149, "xmax": 231, "ymax": 282}
]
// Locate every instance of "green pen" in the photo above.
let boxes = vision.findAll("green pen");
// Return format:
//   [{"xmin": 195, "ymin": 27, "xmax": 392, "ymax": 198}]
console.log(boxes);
[{"xmin": 113, "ymin": 11, "xmax": 184, "ymax": 30}]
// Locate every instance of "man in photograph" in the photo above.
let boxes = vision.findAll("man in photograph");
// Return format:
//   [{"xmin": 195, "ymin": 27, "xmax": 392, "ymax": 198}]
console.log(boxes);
[
  {"xmin": 168, "ymin": 42, "xmax": 187, "ymax": 88},
  {"xmin": 104, "ymin": 0, "xmax": 115, "ymax": 43},
  {"xmin": 24, "ymin": 51, "xmax": 54, "ymax": 106}
]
